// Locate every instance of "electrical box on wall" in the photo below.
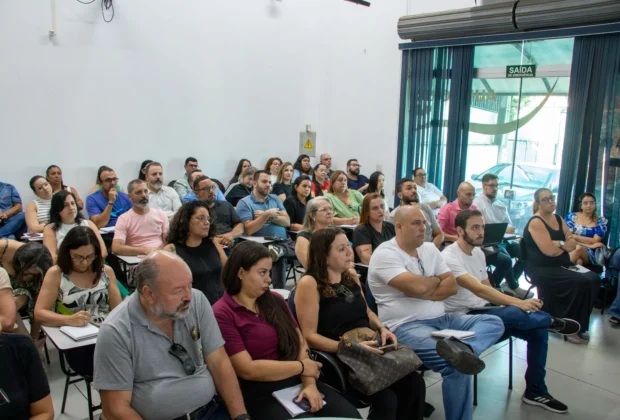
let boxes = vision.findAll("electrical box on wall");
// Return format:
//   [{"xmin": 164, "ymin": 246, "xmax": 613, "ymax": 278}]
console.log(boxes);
[{"xmin": 299, "ymin": 125, "xmax": 316, "ymax": 157}]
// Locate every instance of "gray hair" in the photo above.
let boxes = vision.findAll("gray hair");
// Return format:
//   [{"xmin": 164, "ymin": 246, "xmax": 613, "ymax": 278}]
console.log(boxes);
[
  {"xmin": 133, "ymin": 258, "xmax": 160, "ymax": 293},
  {"xmin": 127, "ymin": 179, "xmax": 145, "ymax": 194},
  {"xmin": 301, "ymin": 197, "xmax": 332, "ymax": 232}
]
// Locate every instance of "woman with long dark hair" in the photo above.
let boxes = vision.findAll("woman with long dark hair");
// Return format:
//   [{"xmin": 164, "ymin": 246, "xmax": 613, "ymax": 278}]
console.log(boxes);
[
  {"xmin": 138, "ymin": 159, "xmax": 153, "ymax": 181},
  {"xmin": 25, "ymin": 175, "xmax": 53, "ymax": 234},
  {"xmin": 164, "ymin": 201, "xmax": 227, "ymax": 305},
  {"xmin": 273, "ymin": 162, "xmax": 294, "ymax": 202},
  {"xmin": 43, "ymin": 190, "xmax": 107, "ymax": 263},
  {"xmin": 229, "ymin": 159, "xmax": 252, "ymax": 187},
  {"xmin": 212, "ymin": 241, "xmax": 361, "ymax": 420},
  {"xmin": 295, "ymin": 227, "xmax": 426, "ymax": 420},
  {"xmin": 565, "ymin": 192, "xmax": 608, "ymax": 265},
  {"xmin": 293, "ymin": 154, "xmax": 313, "ymax": 182},
  {"xmin": 283, "ymin": 175, "xmax": 312, "ymax": 232},
  {"xmin": 35, "ymin": 226, "xmax": 121, "ymax": 376},
  {"xmin": 311, "ymin": 164, "xmax": 329, "ymax": 197},
  {"xmin": 367, "ymin": 171, "xmax": 389, "ymax": 220},
  {"xmin": 353, "ymin": 192, "xmax": 395, "ymax": 264},
  {"xmin": 523, "ymin": 188, "xmax": 600, "ymax": 344},
  {"xmin": 46, "ymin": 164, "xmax": 84, "ymax": 209}
]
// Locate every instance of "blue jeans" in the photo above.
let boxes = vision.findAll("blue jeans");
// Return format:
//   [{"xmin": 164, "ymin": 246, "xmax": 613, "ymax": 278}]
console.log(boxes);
[
  {"xmin": 394, "ymin": 313, "xmax": 505, "ymax": 420},
  {"xmin": 608, "ymin": 249, "xmax": 620, "ymax": 319},
  {"xmin": 470, "ymin": 306, "xmax": 551, "ymax": 396},
  {"xmin": 0, "ymin": 212, "xmax": 26, "ymax": 238}
]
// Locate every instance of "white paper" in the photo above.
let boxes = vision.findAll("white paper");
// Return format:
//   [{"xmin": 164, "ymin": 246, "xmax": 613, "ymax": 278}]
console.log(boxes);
[
  {"xmin": 60, "ymin": 324, "xmax": 99, "ymax": 341},
  {"xmin": 272, "ymin": 384, "xmax": 326, "ymax": 417}
]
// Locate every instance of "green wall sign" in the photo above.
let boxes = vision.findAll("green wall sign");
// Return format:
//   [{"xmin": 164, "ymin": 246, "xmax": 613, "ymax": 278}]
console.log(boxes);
[{"xmin": 506, "ymin": 64, "xmax": 537, "ymax": 78}]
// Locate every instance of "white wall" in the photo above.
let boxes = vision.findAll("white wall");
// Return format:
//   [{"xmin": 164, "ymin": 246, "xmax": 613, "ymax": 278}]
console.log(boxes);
[{"xmin": 0, "ymin": 0, "xmax": 471, "ymax": 205}]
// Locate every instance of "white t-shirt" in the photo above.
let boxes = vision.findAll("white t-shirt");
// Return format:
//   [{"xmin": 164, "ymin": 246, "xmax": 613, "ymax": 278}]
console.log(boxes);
[
  {"xmin": 442, "ymin": 242, "xmax": 489, "ymax": 313},
  {"xmin": 368, "ymin": 239, "xmax": 448, "ymax": 330}
]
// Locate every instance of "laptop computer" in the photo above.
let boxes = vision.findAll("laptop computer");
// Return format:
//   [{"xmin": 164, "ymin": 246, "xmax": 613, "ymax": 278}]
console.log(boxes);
[{"xmin": 483, "ymin": 223, "xmax": 508, "ymax": 247}]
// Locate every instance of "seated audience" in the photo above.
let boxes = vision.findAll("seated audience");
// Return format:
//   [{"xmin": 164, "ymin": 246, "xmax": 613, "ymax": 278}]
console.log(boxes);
[
  {"xmin": 236, "ymin": 170, "xmax": 293, "ymax": 289},
  {"xmin": 325, "ymin": 170, "xmax": 363, "ymax": 225},
  {"xmin": 112, "ymin": 180, "xmax": 169, "ymax": 256},
  {"xmin": 226, "ymin": 166, "xmax": 256, "ymax": 207},
  {"xmin": 389, "ymin": 178, "xmax": 443, "ymax": 248},
  {"xmin": 173, "ymin": 156, "xmax": 199, "ymax": 198},
  {"xmin": 443, "ymin": 209, "xmax": 579, "ymax": 413},
  {"xmin": 193, "ymin": 176, "xmax": 244, "ymax": 246},
  {"xmin": 86, "ymin": 166, "xmax": 132, "ymax": 228},
  {"xmin": 607, "ymin": 248, "xmax": 620, "ymax": 326},
  {"xmin": 367, "ymin": 171, "xmax": 389, "ymax": 218},
  {"xmin": 0, "ymin": 179, "xmax": 26, "ymax": 239},
  {"xmin": 292, "ymin": 154, "xmax": 313, "ymax": 182},
  {"xmin": 437, "ymin": 181, "xmax": 477, "ymax": 243},
  {"xmin": 473, "ymin": 173, "xmax": 531, "ymax": 298},
  {"xmin": 213, "ymin": 241, "xmax": 362, "ymax": 420},
  {"xmin": 94, "ymin": 251, "xmax": 250, "ymax": 420},
  {"xmin": 523, "ymin": 188, "xmax": 600, "ymax": 344},
  {"xmin": 25, "ymin": 176, "xmax": 52, "ymax": 234},
  {"xmin": 89, "ymin": 166, "xmax": 125, "ymax": 194},
  {"xmin": 413, "ymin": 167, "xmax": 447, "ymax": 214},
  {"xmin": 565, "ymin": 192, "xmax": 608, "ymax": 265},
  {"xmin": 265, "ymin": 157, "xmax": 282, "ymax": 184},
  {"xmin": 137, "ymin": 159, "xmax": 153, "ymax": 181},
  {"xmin": 272, "ymin": 162, "xmax": 294, "ymax": 202},
  {"xmin": 353, "ymin": 193, "xmax": 395, "ymax": 264},
  {"xmin": 228, "ymin": 158, "xmax": 252, "ymax": 187},
  {"xmin": 144, "ymin": 162, "xmax": 182, "ymax": 218},
  {"xmin": 43, "ymin": 191, "xmax": 107, "ymax": 262},
  {"xmin": 311, "ymin": 164, "xmax": 330, "ymax": 197},
  {"xmin": 0, "ymin": 267, "xmax": 16, "ymax": 331},
  {"xmin": 368, "ymin": 206, "xmax": 505, "ymax": 420},
  {"xmin": 35, "ymin": 226, "xmax": 121, "ymax": 376},
  {"xmin": 1, "ymin": 241, "xmax": 53, "ymax": 340},
  {"xmin": 0, "ymin": 323, "xmax": 54, "ymax": 420},
  {"xmin": 346, "ymin": 159, "xmax": 369, "ymax": 193},
  {"xmin": 183, "ymin": 169, "xmax": 227, "ymax": 203},
  {"xmin": 295, "ymin": 197, "xmax": 333, "ymax": 268},
  {"xmin": 295, "ymin": 227, "xmax": 427, "ymax": 420},
  {"xmin": 164, "ymin": 201, "xmax": 228, "ymax": 305},
  {"xmin": 319, "ymin": 153, "xmax": 333, "ymax": 179},
  {"xmin": 283, "ymin": 175, "xmax": 312, "ymax": 232},
  {"xmin": 46, "ymin": 164, "xmax": 84, "ymax": 209}
]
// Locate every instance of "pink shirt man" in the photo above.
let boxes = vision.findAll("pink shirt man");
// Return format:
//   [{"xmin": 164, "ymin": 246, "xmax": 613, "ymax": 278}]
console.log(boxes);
[
  {"xmin": 114, "ymin": 208, "xmax": 169, "ymax": 249},
  {"xmin": 437, "ymin": 200, "xmax": 477, "ymax": 237}
]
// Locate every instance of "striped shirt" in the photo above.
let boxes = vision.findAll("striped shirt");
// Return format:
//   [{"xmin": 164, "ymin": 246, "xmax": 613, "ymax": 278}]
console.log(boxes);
[{"xmin": 33, "ymin": 197, "xmax": 52, "ymax": 226}]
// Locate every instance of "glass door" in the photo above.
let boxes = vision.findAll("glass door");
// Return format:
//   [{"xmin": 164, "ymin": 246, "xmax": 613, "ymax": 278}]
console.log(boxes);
[{"xmin": 466, "ymin": 38, "xmax": 574, "ymax": 233}]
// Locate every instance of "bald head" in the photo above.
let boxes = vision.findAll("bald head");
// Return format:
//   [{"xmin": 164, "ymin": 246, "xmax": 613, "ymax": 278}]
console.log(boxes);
[
  {"xmin": 457, "ymin": 182, "xmax": 476, "ymax": 207},
  {"xmin": 457, "ymin": 182, "xmax": 474, "ymax": 193},
  {"xmin": 394, "ymin": 205, "xmax": 427, "ymax": 250},
  {"xmin": 394, "ymin": 203, "xmax": 423, "ymax": 224},
  {"xmin": 135, "ymin": 250, "xmax": 191, "ymax": 294},
  {"xmin": 320, "ymin": 153, "xmax": 332, "ymax": 169}
]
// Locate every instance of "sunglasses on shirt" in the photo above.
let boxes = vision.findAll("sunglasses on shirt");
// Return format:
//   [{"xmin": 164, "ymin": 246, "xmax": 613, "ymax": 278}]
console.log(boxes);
[
  {"xmin": 333, "ymin": 283, "xmax": 355, "ymax": 304},
  {"xmin": 169, "ymin": 343, "xmax": 196, "ymax": 375}
]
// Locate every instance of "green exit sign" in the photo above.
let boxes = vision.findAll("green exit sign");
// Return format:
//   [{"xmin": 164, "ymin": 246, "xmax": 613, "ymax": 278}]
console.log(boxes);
[{"xmin": 506, "ymin": 64, "xmax": 537, "ymax": 78}]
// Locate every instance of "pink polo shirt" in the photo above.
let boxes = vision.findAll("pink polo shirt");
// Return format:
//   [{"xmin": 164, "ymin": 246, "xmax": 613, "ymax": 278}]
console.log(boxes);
[
  {"xmin": 213, "ymin": 291, "xmax": 298, "ymax": 360},
  {"xmin": 113, "ymin": 208, "xmax": 169, "ymax": 248},
  {"xmin": 437, "ymin": 200, "xmax": 477, "ymax": 236}
]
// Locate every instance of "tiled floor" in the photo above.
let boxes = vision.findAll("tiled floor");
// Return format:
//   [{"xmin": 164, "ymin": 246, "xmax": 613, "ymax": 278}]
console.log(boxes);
[{"xmin": 45, "ymin": 277, "xmax": 620, "ymax": 420}]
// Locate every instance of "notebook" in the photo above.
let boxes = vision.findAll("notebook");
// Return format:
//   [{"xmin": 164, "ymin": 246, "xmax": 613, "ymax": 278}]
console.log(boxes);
[
  {"xmin": 272, "ymin": 384, "xmax": 326, "ymax": 417},
  {"xmin": 60, "ymin": 324, "xmax": 99, "ymax": 341},
  {"xmin": 431, "ymin": 329, "xmax": 475, "ymax": 339}
]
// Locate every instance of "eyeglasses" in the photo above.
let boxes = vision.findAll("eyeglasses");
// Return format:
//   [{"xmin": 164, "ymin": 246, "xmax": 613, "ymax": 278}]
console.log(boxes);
[
  {"xmin": 71, "ymin": 253, "xmax": 96, "ymax": 263},
  {"xmin": 483, "ymin": 183, "xmax": 499, "ymax": 189},
  {"xmin": 415, "ymin": 173, "xmax": 427, "ymax": 177},
  {"xmin": 169, "ymin": 343, "xmax": 196, "ymax": 375},
  {"xmin": 102, "ymin": 177, "xmax": 118, "ymax": 184},
  {"xmin": 192, "ymin": 216, "xmax": 210, "ymax": 224},
  {"xmin": 195, "ymin": 185, "xmax": 216, "ymax": 192},
  {"xmin": 540, "ymin": 195, "xmax": 556, "ymax": 204},
  {"xmin": 333, "ymin": 283, "xmax": 355, "ymax": 304}
]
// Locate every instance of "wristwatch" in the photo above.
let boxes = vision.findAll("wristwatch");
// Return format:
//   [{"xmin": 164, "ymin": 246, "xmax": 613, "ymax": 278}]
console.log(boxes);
[
  {"xmin": 233, "ymin": 415, "xmax": 251, "ymax": 420},
  {"xmin": 558, "ymin": 240, "xmax": 565, "ymax": 249}
]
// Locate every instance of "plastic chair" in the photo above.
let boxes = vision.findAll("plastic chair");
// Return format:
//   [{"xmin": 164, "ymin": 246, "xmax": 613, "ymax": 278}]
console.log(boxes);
[{"xmin": 167, "ymin": 180, "xmax": 176, "ymax": 188}]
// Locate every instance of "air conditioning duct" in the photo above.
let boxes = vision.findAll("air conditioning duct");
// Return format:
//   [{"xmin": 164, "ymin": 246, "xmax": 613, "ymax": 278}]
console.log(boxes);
[{"xmin": 398, "ymin": 0, "xmax": 620, "ymax": 42}]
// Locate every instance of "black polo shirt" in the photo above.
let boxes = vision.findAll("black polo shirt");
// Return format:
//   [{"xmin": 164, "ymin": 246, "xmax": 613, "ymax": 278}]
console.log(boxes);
[{"xmin": 209, "ymin": 200, "xmax": 242, "ymax": 235}]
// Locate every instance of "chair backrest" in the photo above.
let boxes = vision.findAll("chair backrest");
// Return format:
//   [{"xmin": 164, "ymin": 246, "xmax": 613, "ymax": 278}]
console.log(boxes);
[
  {"xmin": 168, "ymin": 180, "xmax": 176, "ymax": 188},
  {"xmin": 288, "ymin": 287, "xmax": 298, "ymax": 321},
  {"xmin": 364, "ymin": 281, "xmax": 378, "ymax": 314},
  {"xmin": 211, "ymin": 178, "xmax": 226, "ymax": 192},
  {"xmin": 519, "ymin": 237, "xmax": 527, "ymax": 263}
]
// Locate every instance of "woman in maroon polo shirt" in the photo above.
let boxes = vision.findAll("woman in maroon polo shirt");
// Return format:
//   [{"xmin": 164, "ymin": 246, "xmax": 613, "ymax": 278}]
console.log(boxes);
[
  {"xmin": 212, "ymin": 241, "xmax": 362, "ymax": 420},
  {"xmin": 295, "ymin": 227, "xmax": 427, "ymax": 420}
]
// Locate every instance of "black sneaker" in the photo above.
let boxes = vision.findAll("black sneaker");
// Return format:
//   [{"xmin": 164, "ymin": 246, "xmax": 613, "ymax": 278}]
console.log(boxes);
[
  {"xmin": 436, "ymin": 337, "xmax": 485, "ymax": 375},
  {"xmin": 549, "ymin": 318, "xmax": 581, "ymax": 336},
  {"xmin": 522, "ymin": 392, "xmax": 568, "ymax": 413}
]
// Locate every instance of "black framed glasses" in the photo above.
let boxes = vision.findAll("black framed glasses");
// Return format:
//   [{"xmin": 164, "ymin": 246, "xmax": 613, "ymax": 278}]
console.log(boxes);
[
  {"xmin": 540, "ymin": 195, "xmax": 556, "ymax": 204},
  {"xmin": 169, "ymin": 343, "xmax": 196, "ymax": 375},
  {"xmin": 333, "ymin": 283, "xmax": 355, "ymax": 304}
]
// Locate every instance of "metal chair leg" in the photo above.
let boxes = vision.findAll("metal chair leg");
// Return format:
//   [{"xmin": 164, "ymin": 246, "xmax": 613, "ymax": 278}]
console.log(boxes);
[
  {"xmin": 61, "ymin": 373, "xmax": 70, "ymax": 413},
  {"xmin": 86, "ymin": 380, "xmax": 95, "ymax": 420},
  {"xmin": 473, "ymin": 374, "xmax": 478, "ymax": 406},
  {"xmin": 601, "ymin": 283, "xmax": 608, "ymax": 315},
  {"xmin": 509, "ymin": 337, "xmax": 513, "ymax": 390},
  {"xmin": 44, "ymin": 342, "xmax": 50, "ymax": 365}
]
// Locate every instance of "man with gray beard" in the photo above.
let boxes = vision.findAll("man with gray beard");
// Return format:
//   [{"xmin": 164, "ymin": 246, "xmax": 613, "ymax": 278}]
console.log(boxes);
[
  {"xmin": 94, "ymin": 251, "xmax": 251, "ymax": 420},
  {"xmin": 112, "ymin": 179, "xmax": 169, "ymax": 257},
  {"xmin": 145, "ymin": 161, "xmax": 182, "ymax": 218}
]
